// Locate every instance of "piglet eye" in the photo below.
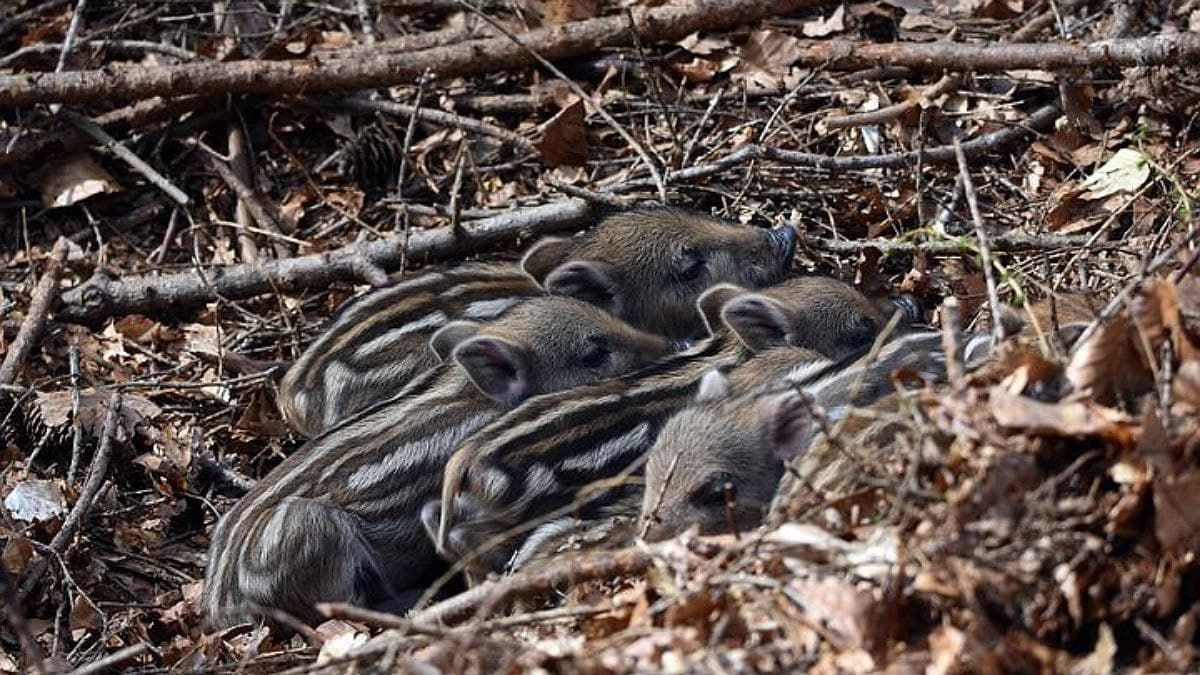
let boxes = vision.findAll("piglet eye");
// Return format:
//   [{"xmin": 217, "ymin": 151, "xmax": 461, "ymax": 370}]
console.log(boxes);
[
  {"xmin": 577, "ymin": 336, "xmax": 611, "ymax": 368},
  {"xmin": 690, "ymin": 472, "xmax": 736, "ymax": 508},
  {"xmin": 672, "ymin": 251, "xmax": 706, "ymax": 283}
]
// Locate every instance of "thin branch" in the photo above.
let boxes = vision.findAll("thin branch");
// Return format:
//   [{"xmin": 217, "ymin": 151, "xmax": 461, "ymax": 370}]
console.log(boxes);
[
  {"xmin": 54, "ymin": 0, "xmax": 89, "ymax": 74},
  {"xmin": 66, "ymin": 642, "xmax": 157, "ymax": 675},
  {"xmin": 954, "ymin": 137, "xmax": 1005, "ymax": 342},
  {"xmin": 940, "ymin": 296, "xmax": 964, "ymax": 384},
  {"xmin": 57, "ymin": 109, "xmax": 190, "ymax": 206},
  {"xmin": 332, "ymin": 96, "xmax": 537, "ymax": 154},
  {"xmin": 619, "ymin": 104, "xmax": 1061, "ymax": 192},
  {"xmin": 0, "ymin": 238, "xmax": 70, "ymax": 386}
]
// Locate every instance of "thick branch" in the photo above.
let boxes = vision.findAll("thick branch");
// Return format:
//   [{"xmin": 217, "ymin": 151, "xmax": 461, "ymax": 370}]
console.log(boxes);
[
  {"xmin": 58, "ymin": 200, "xmax": 595, "ymax": 324},
  {"xmin": 798, "ymin": 231, "xmax": 1096, "ymax": 256},
  {"xmin": 0, "ymin": 0, "xmax": 826, "ymax": 108},
  {"xmin": 0, "ymin": 239, "xmax": 70, "ymax": 386},
  {"xmin": 785, "ymin": 32, "xmax": 1200, "ymax": 71}
]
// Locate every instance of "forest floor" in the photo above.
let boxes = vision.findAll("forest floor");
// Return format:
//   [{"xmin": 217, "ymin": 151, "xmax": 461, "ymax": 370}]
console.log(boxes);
[{"xmin": 2, "ymin": 0, "xmax": 1200, "ymax": 673}]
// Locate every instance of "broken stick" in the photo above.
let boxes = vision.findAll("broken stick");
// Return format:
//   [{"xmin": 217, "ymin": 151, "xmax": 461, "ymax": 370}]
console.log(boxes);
[
  {"xmin": 58, "ymin": 199, "xmax": 594, "ymax": 324},
  {"xmin": 0, "ymin": 238, "xmax": 70, "ymax": 386}
]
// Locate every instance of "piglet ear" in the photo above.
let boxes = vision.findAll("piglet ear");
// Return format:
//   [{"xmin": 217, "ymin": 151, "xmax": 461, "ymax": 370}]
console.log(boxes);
[
  {"xmin": 695, "ymin": 368, "xmax": 731, "ymax": 403},
  {"xmin": 544, "ymin": 261, "xmax": 617, "ymax": 313},
  {"xmin": 454, "ymin": 336, "xmax": 531, "ymax": 406},
  {"xmin": 722, "ymin": 293, "xmax": 792, "ymax": 352},
  {"xmin": 696, "ymin": 283, "xmax": 746, "ymax": 337},
  {"xmin": 761, "ymin": 389, "xmax": 815, "ymax": 461},
  {"xmin": 520, "ymin": 237, "xmax": 575, "ymax": 284},
  {"xmin": 430, "ymin": 320, "xmax": 482, "ymax": 362}
]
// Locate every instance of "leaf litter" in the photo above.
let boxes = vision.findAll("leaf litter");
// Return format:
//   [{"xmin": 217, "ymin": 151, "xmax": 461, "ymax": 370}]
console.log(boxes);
[{"xmin": 1, "ymin": 0, "xmax": 1200, "ymax": 673}]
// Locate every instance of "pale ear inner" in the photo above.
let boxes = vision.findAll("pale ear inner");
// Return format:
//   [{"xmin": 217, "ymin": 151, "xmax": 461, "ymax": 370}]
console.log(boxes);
[
  {"xmin": 429, "ymin": 320, "xmax": 482, "ymax": 361},
  {"xmin": 452, "ymin": 336, "xmax": 531, "ymax": 405},
  {"xmin": 762, "ymin": 389, "xmax": 815, "ymax": 461},
  {"xmin": 696, "ymin": 283, "xmax": 747, "ymax": 337},
  {"xmin": 520, "ymin": 237, "xmax": 575, "ymax": 284},
  {"xmin": 722, "ymin": 294, "xmax": 793, "ymax": 352},
  {"xmin": 543, "ymin": 260, "xmax": 618, "ymax": 312},
  {"xmin": 695, "ymin": 368, "xmax": 731, "ymax": 402}
]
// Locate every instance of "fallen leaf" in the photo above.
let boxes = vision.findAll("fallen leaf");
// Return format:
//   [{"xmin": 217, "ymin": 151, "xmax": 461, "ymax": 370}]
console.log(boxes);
[
  {"xmin": 741, "ymin": 30, "xmax": 805, "ymax": 73},
  {"xmin": 989, "ymin": 387, "xmax": 1133, "ymax": 439},
  {"xmin": 1081, "ymin": 148, "xmax": 1150, "ymax": 200},
  {"xmin": 2, "ymin": 536, "xmax": 34, "ymax": 577},
  {"xmin": 4, "ymin": 479, "xmax": 67, "ymax": 524},
  {"xmin": 35, "ymin": 389, "xmax": 161, "ymax": 440},
  {"xmin": 69, "ymin": 596, "xmax": 103, "ymax": 639},
  {"xmin": 536, "ymin": 98, "xmax": 587, "ymax": 167},
  {"xmin": 676, "ymin": 33, "xmax": 731, "ymax": 56},
  {"xmin": 1154, "ymin": 470, "xmax": 1200, "ymax": 554},
  {"xmin": 37, "ymin": 153, "xmax": 121, "ymax": 208},
  {"xmin": 802, "ymin": 6, "xmax": 845, "ymax": 37},
  {"xmin": 541, "ymin": 0, "xmax": 597, "ymax": 24}
]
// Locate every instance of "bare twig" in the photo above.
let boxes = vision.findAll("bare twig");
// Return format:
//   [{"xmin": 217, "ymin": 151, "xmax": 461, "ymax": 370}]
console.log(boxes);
[
  {"xmin": 456, "ymin": 0, "xmax": 669, "ymax": 202},
  {"xmin": 0, "ymin": 238, "xmax": 70, "ymax": 386},
  {"xmin": 0, "ymin": 95, "xmax": 223, "ymax": 170},
  {"xmin": 57, "ymin": 109, "xmax": 190, "ymax": 206},
  {"xmin": 0, "ymin": 39, "xmax": 196, "ymax": 69},
  {"xmin": 18, "ymin": 393, "xmax": 122, "ymax": 600},
  {"xmin": 54, "ymin": 0, "xmax": 88, "ymax": 74},
  {"xmin": 940, "ymin": 296, "xmax": 964, "ymax": 384},
  {"xmin": 332, "ymin": 96, "xmax": 537, "ymax": 154},
  {"xmin": 823, "ymin": 4, "xmax": 1068, "ymax": 130},
  {"xmin": 954, "ymin": 137, "xmax": 1005, "ymax": 342},
  {"xmin": 66, "ymin": 642, "xmax": 157, "ymax": 675},
  {"xmin": 66, "ymin": 344, "xmax": 83, "ymax": 483},
  {"xmin": 825, "ymin": 74, "xmax": 961, "ymax": 130},
  {"xmin": 58, "ymin": 200, "xmax": 595, "ymax": 323},
  {"xmin": 200, "ymin": 142, "xmax": 290, "ymax": 258},
  {"xmin": 618, "ymin": 104, "xmax": 1062, "ymax": 191}
]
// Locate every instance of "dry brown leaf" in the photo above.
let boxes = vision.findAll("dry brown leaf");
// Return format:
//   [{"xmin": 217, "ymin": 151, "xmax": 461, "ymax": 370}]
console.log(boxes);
[
  {"xmin": 2, "ymin": 535, "xmax": 34, "ymax": 578},
  {"xmin": 37, "ymin": 153, "xmax": 121, "ymax": 208},
  {"xmin": 1154, "ymin": 469, "xmax": 1200, "ymax": 554},
  {"xmin": 541, "ymin": 0, "xmax": 597, "ymax": 25},
  {"xmin": 1066, "ymin": 311, "xmax": 1154, "ymax": 404},
  {"xmin": 801, "ymin": 6, "xmax": 845, "ymax": 37},
  {"xmin": 69, "ymin": 596, "xmax": 103, "ymax": 639},
  {"xmin": 536, "ymin": 99, "xmax": 587, "ymax": 167},
  {"xmin": 35, "ymin": 389, "xmax": 161, "ymax": 439},
  {"xmin": 989, "ymin": 387, "xmax": 1133, "ymax": 439},
  {"xmin": 743, "ymin": 29, "xmax": 804, "ymax": 67}
]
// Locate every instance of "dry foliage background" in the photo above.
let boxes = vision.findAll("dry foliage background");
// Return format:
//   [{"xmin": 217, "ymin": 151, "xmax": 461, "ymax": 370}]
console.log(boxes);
[{"xmin": 2, "ymin": 0, "xmax": 1200, "ymax": 673}]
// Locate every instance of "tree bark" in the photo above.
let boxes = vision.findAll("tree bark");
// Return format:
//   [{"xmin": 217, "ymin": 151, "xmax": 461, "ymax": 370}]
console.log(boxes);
[{"xmin": 0, "ymin": 0, "xmax": 827, "ymax": 108}]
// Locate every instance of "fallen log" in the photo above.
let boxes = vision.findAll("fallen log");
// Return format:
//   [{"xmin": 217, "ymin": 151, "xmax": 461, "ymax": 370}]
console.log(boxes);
[
  {"xmin": 57, "ymin": 199, "xmax": 594, "ymax": 324},
  {"xmin": 0, "ymin": 0, "xmax": 827, "ymax": 108}
]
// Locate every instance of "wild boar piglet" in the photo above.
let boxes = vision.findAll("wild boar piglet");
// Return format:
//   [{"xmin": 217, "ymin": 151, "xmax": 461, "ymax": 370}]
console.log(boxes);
[{"xmin": 203, "ymin": 296, "xmax": 671, "ymax": 627}]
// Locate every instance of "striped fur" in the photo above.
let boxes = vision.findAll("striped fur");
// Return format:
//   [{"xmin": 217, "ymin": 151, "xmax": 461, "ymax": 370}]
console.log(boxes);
[
  {"xmin": 430, "ymin": 276, "xmax": 902, "ymax": 576},
  {"xmin": 203, "ymin": 297, "xmax": 671, "ymax": 626},
  {"xmin": 278, "ymin": 208, "xmax": 797, "ymax": 437},
  {"xmin": 640, "ymin": 330, "xmax": 956, "ymax": 541},
  {"xmin": 278, "ymin": 264, "xmax": 542, "ymax": 437}
]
